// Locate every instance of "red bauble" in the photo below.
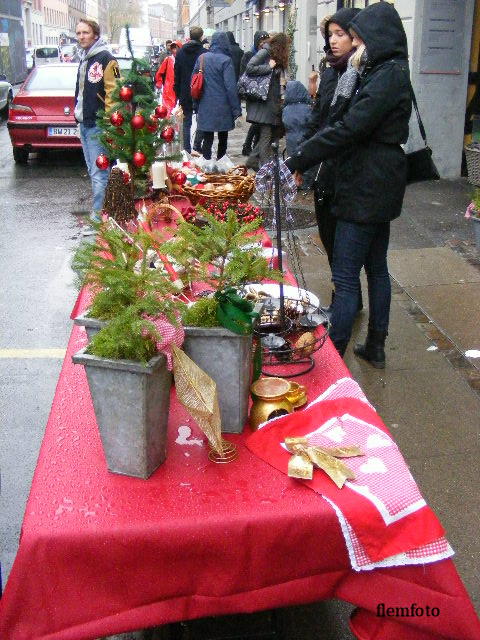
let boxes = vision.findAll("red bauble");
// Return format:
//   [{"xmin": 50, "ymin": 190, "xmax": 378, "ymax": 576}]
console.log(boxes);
[
  {"xmin": 173, "ymin": 171, "xmax": 187, "ymax": 186},
  {"xmin": 132, "ymin": 151, "xmax": 147, "ymax": 167},
  {"xmin": 146, "ymin": 118, "xmax": 158, "ymax": 133},
  {"xmin": 95, "ymin": 154, "xmax": 109, "ymax": 170},
  {"xmin": 131, "ymin": 114, "xmax": 145, "ymax": 130},
  {"xmin": 110, "ymin": 111, "xmax": 124, "ymax": 127},
  {"xmin": 155, "ymin": 104, "xmax": 168, "ymax": 118},
  {"xmin": 160, "ymin": 126, "xmax": 175, "ymax": 142},
  {"xmin": 119, "ymin": 85, "xmax": 133, "ymax": 102}
]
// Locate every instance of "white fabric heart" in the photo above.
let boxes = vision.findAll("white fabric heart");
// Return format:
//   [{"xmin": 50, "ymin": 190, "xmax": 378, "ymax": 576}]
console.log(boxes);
[
  {"xmin": 366, "ymin": 433, "xmax": 391, "ymax": 449},
  {"xmin": 324, "ymin": 425, "xmax": 346, "ymax": 443},
  {"xmin": 360, "ymin": 457, "xmax": 387, "ymax": 474}
]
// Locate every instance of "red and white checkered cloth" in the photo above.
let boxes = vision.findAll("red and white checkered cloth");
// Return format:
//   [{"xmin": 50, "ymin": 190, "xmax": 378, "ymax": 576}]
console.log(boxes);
[
  {"xmin": 144, "ymin": 312, "xmax": 185, "ymax": 370},
  {"xmin": 247, "ymin": 377, "xmax": 453, "ymax": 571}
]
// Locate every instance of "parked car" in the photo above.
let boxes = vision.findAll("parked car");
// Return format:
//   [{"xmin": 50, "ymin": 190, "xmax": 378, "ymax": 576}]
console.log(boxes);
[
  {"xmin": 8, "ymin": 63, "xmax": 81, "ymax": 164},
  {"xmin": 33, "ymin": 45, "xmax": 61, "ymax": 66},
  {"xmin": 60, "ymin": 44, "xmax": 79, "ymax": 62},
  {"xmin": 0, "ymin": 73, "xmax": 13, "ymax": 119}
]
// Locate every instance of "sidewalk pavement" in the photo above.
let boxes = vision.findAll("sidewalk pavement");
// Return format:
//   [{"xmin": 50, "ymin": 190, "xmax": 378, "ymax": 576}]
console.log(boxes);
[{"xmin": 103, "ymin": 118, "xmax": 479, "ymax": 640}]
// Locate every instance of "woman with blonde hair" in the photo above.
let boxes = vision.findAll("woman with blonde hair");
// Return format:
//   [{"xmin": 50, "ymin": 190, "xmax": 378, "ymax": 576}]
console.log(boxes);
[
  {"xmin": 286, "ymin": 3, "xmax": 412, "ymax": 367},
  {"xmin": 245, "ymin": 32, "xmax": 290, "ymax": 168}
]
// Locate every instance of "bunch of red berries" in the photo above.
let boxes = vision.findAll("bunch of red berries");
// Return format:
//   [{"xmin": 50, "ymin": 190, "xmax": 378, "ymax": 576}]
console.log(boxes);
[{"xmin": 203, "ymin": 201, "xmax": 262, "ymax": 223}]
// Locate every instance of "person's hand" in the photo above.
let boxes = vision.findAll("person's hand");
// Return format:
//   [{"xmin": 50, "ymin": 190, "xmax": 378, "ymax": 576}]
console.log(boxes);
[
  {"xmin": 268, "ymin": 59, "xmax": 276, "ymax": 68},
  {"xmin": 294, "ymin": 171, "xmax": 303, "ymax": 187}
]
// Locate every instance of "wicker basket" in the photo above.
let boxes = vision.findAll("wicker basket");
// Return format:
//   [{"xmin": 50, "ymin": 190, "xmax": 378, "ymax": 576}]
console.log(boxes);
[
  {"xmin": 174, "ymin": 171, "xmax": 255, "ymax": 205},
  {"xmin": 464, "ymin": 145, "xmax": 480, "ymax": 186}
]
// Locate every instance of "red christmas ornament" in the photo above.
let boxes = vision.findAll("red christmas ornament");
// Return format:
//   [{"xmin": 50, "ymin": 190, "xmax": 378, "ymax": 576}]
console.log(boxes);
[
  {"xmin": 155, "ymin": 104, "xmax": 168, "ymax": 118},
  {"xmin": 146, "ymin": 117, "xmax": 158, "ymax": 133},
  {"xmin": 132, "ymin": 151, "xmax": 146, "ymax": 167},
  {"xmin": 95, "ymin": 154, "xmax": 109, "ymax": 170},
  {"xmin": 173, "ymin": 171, "xmax": 187, "ymax": 186},
  {"xmin": 110, "ymin": 111, "xmax": 124, "ymax": 127},
  {"xmin": 119, "ymin": 85, "xmax": 133, "ymax": 102},
  {"xmin": 131, "ymin": 114, "xmax": 145, "ymax": 130},
  {"xmin": 160, "ymin": 126, "xmax": 175, "ymax": 142}
]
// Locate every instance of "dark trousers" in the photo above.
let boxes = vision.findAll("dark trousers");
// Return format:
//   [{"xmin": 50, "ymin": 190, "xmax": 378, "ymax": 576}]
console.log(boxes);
[
  {"xmin": 182, "ymin": 108, "xmax": 204, "ymax": 154},
  {"xmin": 330, "ymin": 219, "xmax": 391, "ymax": 351},
  {"xmin": 314, "ymin": 188, "xmax": 336, "ymax": 268},
  {"xmin": 244, "ymin": 123, "xmax": 260, "ymax": 152},
  {"xmin": 202, "ymin": 131, "xmax": 228, "ymax": 160}
]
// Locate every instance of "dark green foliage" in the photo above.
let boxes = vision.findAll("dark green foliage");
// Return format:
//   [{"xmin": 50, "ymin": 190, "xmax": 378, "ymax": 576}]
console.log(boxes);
[
  {"xmin": 160, "ymin": 211, "xmax": 283, "ymax": 294},
  {"xmin": 182, "ymin": 297, "xmax": 220, "ymax": 328}
]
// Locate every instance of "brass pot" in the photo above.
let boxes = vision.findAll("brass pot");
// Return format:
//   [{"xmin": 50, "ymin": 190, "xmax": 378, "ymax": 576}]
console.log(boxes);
[
  {"xmin": 285, "ymin": 382, "xmax": 307, "ymax": 408},
  {"xmin": 249, "ymin": 377, "xmax": 294, "ymax": 431}
]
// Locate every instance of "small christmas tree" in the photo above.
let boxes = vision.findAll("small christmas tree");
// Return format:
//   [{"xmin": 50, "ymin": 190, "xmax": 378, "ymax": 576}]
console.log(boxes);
[{"xmin": 96, "ymin": 25, "xmax": 181, "ymax": 197}]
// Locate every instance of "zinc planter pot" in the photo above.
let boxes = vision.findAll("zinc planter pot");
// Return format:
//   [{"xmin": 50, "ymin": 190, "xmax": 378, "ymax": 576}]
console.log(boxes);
[
  {"xmin": 72, "ymin": 348, "xmax": 172, "ymax": 479},
  {"xmin": 183, "ymin": 327, "xmax": 253, "ymax": 434},
  {"xmin": 73, "ymin": 311, "xmax": 106, "ymax": 340}
]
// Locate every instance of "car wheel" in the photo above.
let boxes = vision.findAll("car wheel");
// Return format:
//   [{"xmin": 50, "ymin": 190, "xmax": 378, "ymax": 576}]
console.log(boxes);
[
  {"xmin": 13, "ymin": 146, "xmax": 29, "ymax": 164},
  {"xmin": 0, "ymin": 91, "xmax": 12, "ymax": 119}
]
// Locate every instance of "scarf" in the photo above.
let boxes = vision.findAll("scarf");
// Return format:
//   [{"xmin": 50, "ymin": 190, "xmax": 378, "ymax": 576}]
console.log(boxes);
[{"xmin": 325, "ymin": 49, "xmax": 354, "ymax": 72}]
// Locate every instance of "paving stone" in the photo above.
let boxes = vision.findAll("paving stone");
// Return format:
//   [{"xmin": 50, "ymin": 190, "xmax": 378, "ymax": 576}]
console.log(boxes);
[{"xmin": 389, "ymin": 247, "xmax": 480, "ymax": 286}]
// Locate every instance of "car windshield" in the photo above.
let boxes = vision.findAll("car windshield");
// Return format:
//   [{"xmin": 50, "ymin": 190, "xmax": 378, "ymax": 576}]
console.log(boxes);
[
  {"xmin": 25, "ymin": 66, "xmax": 78, "ymax": 91},
  {"xmin": 35, "ymin": 47, "xmax": 59, "ymax": 59}
]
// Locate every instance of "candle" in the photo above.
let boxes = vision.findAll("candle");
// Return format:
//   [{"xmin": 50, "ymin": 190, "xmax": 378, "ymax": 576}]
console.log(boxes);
[{"xmin": 151, "ymin": 161, "xmax": 167, "ymax": 189}]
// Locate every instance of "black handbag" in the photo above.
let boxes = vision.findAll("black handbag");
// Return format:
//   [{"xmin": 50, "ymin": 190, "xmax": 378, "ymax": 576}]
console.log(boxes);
[
  {"xmin": 405, "ymin": 84, "xmax": 440, "ymax": 184},
  {"xmin": 237, "ymin": 71, "xmax": 273, "ymax": 102}
]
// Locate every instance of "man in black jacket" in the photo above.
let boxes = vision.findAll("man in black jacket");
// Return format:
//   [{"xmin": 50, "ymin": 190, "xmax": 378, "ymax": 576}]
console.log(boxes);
[
  {"xmin": 174, "ymin": 26, "xmax": 206, "ymax": 153},
  {"xmin": 226, "ymin": 32, "xmax": 243, "ymax": 80},
  {"xmin": 75, "ymin": 18, "xmax": 119, "ymax": 218}
]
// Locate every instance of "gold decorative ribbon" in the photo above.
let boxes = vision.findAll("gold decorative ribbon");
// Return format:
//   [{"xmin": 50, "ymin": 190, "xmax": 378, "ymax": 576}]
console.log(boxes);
[{"xmin": 285, "ymin": 437, "xmax": 364, "ymax": 488}]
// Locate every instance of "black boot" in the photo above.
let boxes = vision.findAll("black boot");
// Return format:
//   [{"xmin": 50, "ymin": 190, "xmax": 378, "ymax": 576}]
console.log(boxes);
[{"xmin": 354, "ymin": 328, "xmax": 387, "ymax": 368}]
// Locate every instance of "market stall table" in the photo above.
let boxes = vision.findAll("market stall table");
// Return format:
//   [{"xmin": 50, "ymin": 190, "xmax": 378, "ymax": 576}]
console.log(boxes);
[{"xmin": 1, "ymin": 235, "xmax": 479, "ymax": 639}]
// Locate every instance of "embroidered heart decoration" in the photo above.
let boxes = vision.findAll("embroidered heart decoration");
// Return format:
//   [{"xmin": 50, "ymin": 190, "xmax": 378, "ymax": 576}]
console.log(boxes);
[
  {"xmin": 366, "ymin": 433, "xmax": 391, "ymax": 449},
  {"xmin": 324, "ymin": 425, "xmax": 346, "ymax": 443},
  {"xmin": 359, "ymin": 457, "xmax": 387, "ymax": 474}
]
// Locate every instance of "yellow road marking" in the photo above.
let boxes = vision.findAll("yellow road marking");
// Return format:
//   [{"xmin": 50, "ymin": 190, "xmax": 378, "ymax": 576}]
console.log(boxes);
[{"xmin": 0, "ymin": 349, "xmax": 66, "ymax": 359}]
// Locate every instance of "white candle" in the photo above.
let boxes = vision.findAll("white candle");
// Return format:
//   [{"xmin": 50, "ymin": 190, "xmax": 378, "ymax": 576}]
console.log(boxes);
[{"xmin": 151, "ymin": 161, "xmax": 167, "ymax": 189}]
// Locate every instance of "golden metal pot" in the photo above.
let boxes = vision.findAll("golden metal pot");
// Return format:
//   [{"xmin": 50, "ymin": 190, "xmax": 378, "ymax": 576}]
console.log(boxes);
[
  {"xmin": 249, "ymin": 377, "xmax": 294, "ymax": 431},
  {"xmin": 285, "ymin": 382, "xmax": 307, "ymax": 408}
]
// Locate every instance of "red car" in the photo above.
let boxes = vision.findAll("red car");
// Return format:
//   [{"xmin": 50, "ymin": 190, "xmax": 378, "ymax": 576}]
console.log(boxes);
[{"xmin": 8, "ymin": 63, "xmax": 82, "ymax": 164}]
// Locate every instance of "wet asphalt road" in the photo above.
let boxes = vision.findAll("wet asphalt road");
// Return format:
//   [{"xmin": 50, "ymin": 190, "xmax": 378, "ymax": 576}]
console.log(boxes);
[{"xmin": 0, "ymin": 116, "xmax": 90, "ymax": 582}]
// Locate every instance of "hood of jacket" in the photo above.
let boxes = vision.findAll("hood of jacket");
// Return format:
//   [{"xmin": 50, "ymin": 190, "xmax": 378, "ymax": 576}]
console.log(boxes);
[
  {"xmin": 324, "ymin": 8, "xmax": 360, "ymax": 51},
  {"xmin": 253, "ymin": 30, "xmax": 269, "ymax": 52},
  {"xmin": 79, "ymin": 36, "xmax": 109, "ymax": 61},
  {"xmin": 210, "ymin": 31, "xmax": 231, "ymax": 56},
  {"xmin": 180, "ymin": 39, "xmax": 204, "ymax": 56},
  {"xmin": 349, "ymin": 3, "xmax": 408, "ymax": 65},
  {"xmin": 284, "ymin": 80, "xmax": 311, "ymax": 106},
  {"xmin": 226, "ymin": 31, "xmax": 238, "ymax": 46}
]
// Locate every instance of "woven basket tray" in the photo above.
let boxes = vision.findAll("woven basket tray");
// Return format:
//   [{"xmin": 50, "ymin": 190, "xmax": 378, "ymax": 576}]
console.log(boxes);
[
  {"xmin": 174, "ymin": 170, "xmax": 255, "ymax": 205},
  {"xmin": 465, "ymin": 146, "xmax": 480, "ymax": 186}
]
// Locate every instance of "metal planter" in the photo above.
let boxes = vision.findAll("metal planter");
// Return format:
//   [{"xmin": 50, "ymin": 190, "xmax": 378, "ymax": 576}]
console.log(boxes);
[
  {"xmin": 73, "ymin": 310, "xmax": 105, "ymax": 340},
  {"xmin": 183, "ymin": 327, "xmax": 252, "ymax": 434},
  {"xmin": 72, "ymin": 348, "xmax": 172, "ymax": 479}
]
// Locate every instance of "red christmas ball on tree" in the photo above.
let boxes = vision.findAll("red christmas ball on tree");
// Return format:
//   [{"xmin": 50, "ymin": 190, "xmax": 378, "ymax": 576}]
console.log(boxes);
[
  {"xmin": 155, "ymin": 104, "xmax": 168, "ymax": 118},
  {"xmin": 173, "ymin": 171, "xmax": 187, "ymax": 186},
  {"xmin": 132, "ymin": 151, "xmax": 147, "ymax": 167},
  {"xmin": 160, "ymin": 126, "xmax": 175, "ymax": 142},
  {"xmin": 110, "ymin": 111, "xmax": 124, "ymax": 127},
  {"xmin": 119, "ymin": 85, "xmax": 133, "ymax": 102},
  {"xmin": 95, "ymin": 154, "xmax": 109, "ymax": 170},
  {"xmin": 131, "ymin": 114, "xmax": 145, "ymax": 130}
]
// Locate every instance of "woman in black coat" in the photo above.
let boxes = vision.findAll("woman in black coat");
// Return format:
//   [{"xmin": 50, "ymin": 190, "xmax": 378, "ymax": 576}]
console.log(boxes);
[
  {"xmin": 245, "ymin": 33, "xmax": 290, "ymax": 168},
  {"xmin": 302, "ymin": 8, "xmax": 360, "ymax": 317},
  {"xmin": 286, "ymin": 2, "xmax": 412, "ymax": 366}
]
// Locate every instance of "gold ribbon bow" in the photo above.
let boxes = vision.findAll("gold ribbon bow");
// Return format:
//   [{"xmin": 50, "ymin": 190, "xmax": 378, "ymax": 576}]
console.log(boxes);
[{"xmin": 285, "ymin": 437, "xmax": 364, "ymax": 488}]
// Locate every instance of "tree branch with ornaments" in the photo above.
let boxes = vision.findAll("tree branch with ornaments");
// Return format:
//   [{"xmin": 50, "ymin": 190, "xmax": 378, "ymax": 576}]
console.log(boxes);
[{"xmin": 95, "ymin": 25, "xmax": 181, "ymax": 197}]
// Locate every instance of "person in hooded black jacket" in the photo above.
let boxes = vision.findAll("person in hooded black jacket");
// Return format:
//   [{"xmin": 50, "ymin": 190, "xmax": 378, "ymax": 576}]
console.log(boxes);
[
  {"xmin": 173, "ymin": 26, "xmax": 206, "ymax": 153},
  {"xmin": 302, "ymin": 9, "xmax": 360, "ymax": 317},
  {"xmin": 286, "ymin": 2, "xmax": 412, "ymax": 366},
  {"xmin": 226, "ymin": 32, "xmax": 243, "ymax": 81},
  {"xmin": 240, "ymin": 31, "xmax": 269, "ymax": 158}
]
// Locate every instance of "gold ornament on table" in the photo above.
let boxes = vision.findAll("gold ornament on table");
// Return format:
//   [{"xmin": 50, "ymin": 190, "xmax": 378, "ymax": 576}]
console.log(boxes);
[
  {"xmin": 294, "ymin": 332, "xmax": 317, "ymax": 357},
  {"xmin": 250, "ymin": 377, "xmax": 294, "ymax": 431},
  {"xmin": 285, "ymin": 437, "xmax": 364, "ymax": 488},
  {"xmin": 171, "ymin": 345, "xmax": 237, "ymax": 463}
]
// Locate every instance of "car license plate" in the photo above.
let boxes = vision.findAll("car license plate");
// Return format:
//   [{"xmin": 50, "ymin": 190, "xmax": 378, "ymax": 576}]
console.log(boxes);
[{"xmin": 47, "ymin": 127, "xmax": 78, "ymax": 137}]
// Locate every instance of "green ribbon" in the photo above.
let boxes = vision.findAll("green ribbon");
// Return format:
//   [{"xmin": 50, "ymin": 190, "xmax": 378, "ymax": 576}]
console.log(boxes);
[{"xmin": 215, "ymin": 288, "xmax": 259, "ymax": 336}]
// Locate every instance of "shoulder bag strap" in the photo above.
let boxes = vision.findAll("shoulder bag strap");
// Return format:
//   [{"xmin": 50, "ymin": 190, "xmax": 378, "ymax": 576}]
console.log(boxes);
[{"xmin": 396, "ymin": 62, "xmax": 428, "ymax": 146}]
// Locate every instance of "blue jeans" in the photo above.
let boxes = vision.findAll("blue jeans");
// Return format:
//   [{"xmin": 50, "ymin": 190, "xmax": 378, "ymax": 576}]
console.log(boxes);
[
  {"xmin": 330, "ymin": 219, "xmax": 391, "ymax": 351},
  {"xmin": 182, "ymin": 108, "xmax": 203, "ymax": 154},
  {"xmin": 79, "ymin": 123, "xmax": 110, "ymax": 213}
]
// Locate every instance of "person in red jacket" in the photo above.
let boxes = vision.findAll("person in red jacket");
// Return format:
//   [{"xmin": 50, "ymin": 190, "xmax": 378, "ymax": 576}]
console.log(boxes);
[{"xmin": 155, "ymin": 41, "xmax": 180, "ymax": 113}]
